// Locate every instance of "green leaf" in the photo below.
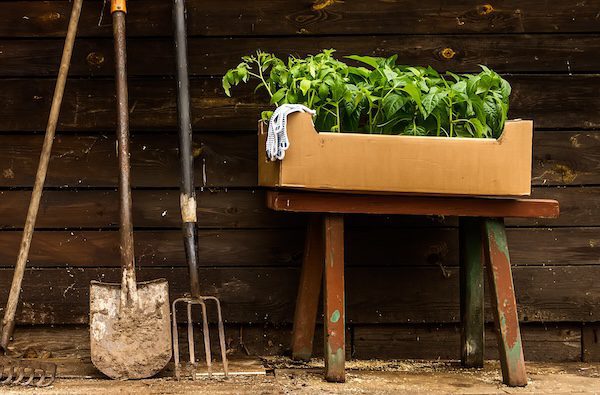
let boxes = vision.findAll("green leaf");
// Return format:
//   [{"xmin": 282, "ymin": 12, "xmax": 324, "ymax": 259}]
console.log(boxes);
[
  {"xmin": 382, "ymin": 94, "xmax": 407, "ymax": 118},
  {"xmin": 271, "ymin": 88, "xmax": 287, "ymax": 104},
  {"xmin": 345, "ymin": 55, "xmax": 381, "ymax": 69},
  {"xmin": 401, "ymin": 82, "xmax": 422, "ymax": 108},
  {"xmin": 299, "ymin": 79, "xmax": 311, "ymax": 96},
  {"xmin": 422, "ymin": 90, "xmax": 444, "ymax": 118}
]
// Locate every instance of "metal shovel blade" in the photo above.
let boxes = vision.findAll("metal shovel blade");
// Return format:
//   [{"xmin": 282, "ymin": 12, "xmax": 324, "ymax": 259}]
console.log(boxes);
[{"xmin": 89, "ymin": 279, "xmax": 171, "ymax": 380}]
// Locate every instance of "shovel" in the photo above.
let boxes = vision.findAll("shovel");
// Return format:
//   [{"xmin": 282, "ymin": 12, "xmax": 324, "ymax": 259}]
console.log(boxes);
[{"xmin": 89, "ymin": 0, "xmax": 171, "ymax": 380}]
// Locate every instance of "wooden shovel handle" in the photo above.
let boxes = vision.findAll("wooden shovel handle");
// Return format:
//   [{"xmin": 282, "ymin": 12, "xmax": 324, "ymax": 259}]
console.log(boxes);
[{"xmin": 111, "ymin": 0, "xmax": 127, "ymax": 14}]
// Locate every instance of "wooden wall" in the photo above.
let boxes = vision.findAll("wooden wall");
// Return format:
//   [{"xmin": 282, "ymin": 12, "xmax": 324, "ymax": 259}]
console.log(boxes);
[{"xmin": 0, "ymin": 0, "xmax": 599, "ymax": 362}]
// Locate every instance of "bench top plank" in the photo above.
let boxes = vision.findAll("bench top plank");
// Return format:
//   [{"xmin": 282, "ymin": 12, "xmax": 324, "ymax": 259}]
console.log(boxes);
[{"xmin": 267, "ymin": 190, "xmax": 559, "ymax": 219}]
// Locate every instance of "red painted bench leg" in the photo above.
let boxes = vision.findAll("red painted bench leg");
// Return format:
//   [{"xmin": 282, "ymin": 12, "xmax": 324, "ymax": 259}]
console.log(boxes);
[
  {"xmin": 292, "ymin": 215, "xmax": 324, "ymax": 361},
  {"xmin": 323, "ymin": 214, "xmax": 345, "ymax": 382},
  {"xmin": 483, "ymin": 218, "xmax": 527, "ymax": 387},
  {"xmin": 459, "ymin": 217, "xmax": 485, "ymax": 368}
]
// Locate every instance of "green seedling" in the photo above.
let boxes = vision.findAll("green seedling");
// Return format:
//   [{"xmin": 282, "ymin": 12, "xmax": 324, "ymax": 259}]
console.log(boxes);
[{"xmin": 223, "ymin": 50, "xmax": 511, "ymax": 138}]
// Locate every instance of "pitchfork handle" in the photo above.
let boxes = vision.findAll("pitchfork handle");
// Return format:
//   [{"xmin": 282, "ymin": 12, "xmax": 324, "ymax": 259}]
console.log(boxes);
[
  {"xmin": 173, "ymin": 0, "xmax": 202, "ymax": 298},
  {"xmin": 0, "ymin": 0, "xmax": 83, "ymax": 351}
]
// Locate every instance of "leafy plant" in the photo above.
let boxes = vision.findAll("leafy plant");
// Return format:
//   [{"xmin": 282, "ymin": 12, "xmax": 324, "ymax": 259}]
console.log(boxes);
[{"xmin": 223, "ymin": 50, "xmax": 511, "ymax": 138}]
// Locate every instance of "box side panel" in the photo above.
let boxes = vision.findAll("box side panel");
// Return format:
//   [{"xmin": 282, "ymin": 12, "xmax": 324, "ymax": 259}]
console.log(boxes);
[
  {"xmin": 278, "ymin": 116, "xmax": 533, "ymax": 196},
  {"xmin": 257, "ymin": 121, "xmax": 281, "ymax": 187}
]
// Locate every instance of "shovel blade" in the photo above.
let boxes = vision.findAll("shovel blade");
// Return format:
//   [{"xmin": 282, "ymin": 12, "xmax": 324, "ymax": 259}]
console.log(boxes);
[{"xmin": 90, "ymin": 279, "xmax": 171, "ymax": 380}]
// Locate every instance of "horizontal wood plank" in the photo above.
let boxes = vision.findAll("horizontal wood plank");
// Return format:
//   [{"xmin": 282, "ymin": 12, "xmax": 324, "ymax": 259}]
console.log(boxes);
[
  {"xmin": 267, "ymin": 191, "xmax": 560, "ymax": 218},
  {"xmin": 0, "ymin": 187, "xmax": 598, "ymax": 228},
  {"xmin": 0, "ymin": 189, "xmax": 300, "ymax": 229},
  {"xmin": 0, "ymin": 133, "xmax": 257, "ymax": 187},
  {"xmin": 0, "ymin": 77, "xmax": 598, "ymax": 131},
  {"xmin": 353, "ymin": 324, "xmax": 582, "ymax": 362},
  {"xmin": 1, "ymin": 266, "xmax": 598, "ymax": 324},
  {"xmin": 0, "ymin": 131, "xmax": 599, "ymax": 187},
  {"xmin": 6, "ymin": 324, "xmax": 580, "ymax": 364},
  {"xmin": 0, "ymin": 227, "xmax": 597, "ymax": 268},
  {"xmin": 1, "ymin": 1, "xmax": 599, "ymax": 38},
  {"xmin": 3, "ymin": 34, "xmax": 600, "ymax": 77}
]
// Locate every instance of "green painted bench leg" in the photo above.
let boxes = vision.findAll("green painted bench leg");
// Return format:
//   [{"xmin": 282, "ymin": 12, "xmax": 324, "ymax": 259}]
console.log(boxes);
[
  {"xmin": 323, "ymin": 214, "xmax": 345, "ymax": 383},
  {"xmin": 483, "ymin": 218, "xmax": 527, "ymax": 387},
  {"xmin": 459, "ymin": 217, "xmax": 485, "ymax": 368},
  {"xmin": 291, "ymin": 215, "xmax": 324, "ymax": 361}
]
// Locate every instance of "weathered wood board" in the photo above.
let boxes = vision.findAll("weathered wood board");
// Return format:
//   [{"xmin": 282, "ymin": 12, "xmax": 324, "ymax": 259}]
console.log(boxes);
[
  {"xmin": 0, "ymin": 266, "xmax": 599, "ymax": 325},
  {"xmin": 0, "ymin": 77, "xmax": 599, "ymax": 131}
]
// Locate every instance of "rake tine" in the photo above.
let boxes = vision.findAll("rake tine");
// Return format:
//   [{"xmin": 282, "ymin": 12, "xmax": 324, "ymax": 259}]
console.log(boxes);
[
  {"xmin": 186, "ymin": 302, "xmax": 196, "ymax": 378},
  {"xmin": 206, "ymin": 296, "xmax": 229, "ymax": 377},
  {"xmin": 198, "ymin": 300, "xmax": 212, "ymax": 378},
  {"xmin": 12, "ymin": 365, "xmax": 25, "ymax": 385},
  {"xmin": 20, "ymin": 368, "xmax": 35, "ymax": 386},
  {"xmin": 35, "ymin": 371, "xmax": 47, "ymax": 387},
  {"xmin": 39, "ymin": 362, "xmax": 57, "ymax": 387},
  {"xmin": 172, "ymin": 299, "xmax": 181, "ymax": 379},
  {"xmin": 1, "ymin": 363, "xmax": 16, "ymax": 385}
]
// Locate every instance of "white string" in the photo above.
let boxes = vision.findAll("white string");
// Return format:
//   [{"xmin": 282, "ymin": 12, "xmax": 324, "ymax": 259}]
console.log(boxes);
[{"xmin": 266, "ymin": 104, "xmax": 315, "ymax": 161}]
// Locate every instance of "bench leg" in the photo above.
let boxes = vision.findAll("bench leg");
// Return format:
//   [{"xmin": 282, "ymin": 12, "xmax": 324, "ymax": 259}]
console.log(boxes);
[
  {"xmin": 292, "ymin": 215, "xmax": 324, "ymax": 361},
  {"xmin": 483, "ymin": 218, "xmax": 527, "ymax": 387},
  {"xmin": 323, "ymin": 214, "xmax": 345, "ymax": 383},
  {"xmin": 459, "ymin": 217, "xmax": 485, "ymax": 368}
]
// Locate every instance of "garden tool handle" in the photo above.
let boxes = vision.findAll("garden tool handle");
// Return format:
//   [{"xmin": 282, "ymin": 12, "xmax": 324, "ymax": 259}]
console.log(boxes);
[
  {"xmin": 112, "ymin": 2, "xmax": 138, "ymax": 306},
  {"xmin": 0, "ymin": 0, "xmax": 83, "ymax": 352},
  {"xmin": 173, "ymin": 0, "xmax": 202, "ymax": 298},
  {"xmin": 111, "ymin": 0, "xmax": 127, "ymax": 14}
]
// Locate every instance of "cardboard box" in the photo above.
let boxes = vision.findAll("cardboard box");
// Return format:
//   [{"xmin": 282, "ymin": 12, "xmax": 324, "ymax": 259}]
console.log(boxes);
[{"xmin": 258, "ymin": 112, "xmax": 532, "ymax": 196}]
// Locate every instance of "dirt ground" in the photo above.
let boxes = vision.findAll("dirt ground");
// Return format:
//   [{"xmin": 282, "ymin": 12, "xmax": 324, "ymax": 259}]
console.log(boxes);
[{"xmin": 2, "ymin": 359, "xmax": 599, "ymax": 394}]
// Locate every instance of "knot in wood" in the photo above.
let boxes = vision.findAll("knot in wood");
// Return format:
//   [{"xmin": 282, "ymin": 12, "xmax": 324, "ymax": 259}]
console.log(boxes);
[
  {"xmin": 440, "ymin": 47, "xmax": 456, "ymax": 60},
  {"xmin": 312, "ymin": 0, "xmax": 339, "ymax": 11},
  {"xmin": 478, "ymin": 4, "xmax": 494, "ymax": 15},
  {"xmin": 86, "ymin": 52, "xmax": 105, "ymax": 67}
]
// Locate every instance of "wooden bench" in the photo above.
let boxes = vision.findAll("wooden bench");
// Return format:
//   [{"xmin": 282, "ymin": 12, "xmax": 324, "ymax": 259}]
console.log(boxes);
[{"xmin": 266, "ymin": 190, "xmax": 560, "ymax": 386}]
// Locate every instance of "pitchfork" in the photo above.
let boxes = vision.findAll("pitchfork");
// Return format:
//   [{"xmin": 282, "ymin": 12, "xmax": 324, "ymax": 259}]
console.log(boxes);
[{"xmin": 171, "ymin": 0, "xmax": 228, "ymax": 379}]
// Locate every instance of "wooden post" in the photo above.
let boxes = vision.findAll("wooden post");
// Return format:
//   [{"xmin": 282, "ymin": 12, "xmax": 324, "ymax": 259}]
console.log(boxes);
[
  {"xmin": 323, "ymin": 214, "xmax": 345, "ymax": 382},
  {"xmin": 483, "ymin": 218, "xmax": 527, "ymax": 387},
  {"xmin": 459, "ymin": 217, "xmax": 485, "ymax": 368},
  {"xmin": 291, "ymin": 215, "xmax": 324, "ymax": 361}
]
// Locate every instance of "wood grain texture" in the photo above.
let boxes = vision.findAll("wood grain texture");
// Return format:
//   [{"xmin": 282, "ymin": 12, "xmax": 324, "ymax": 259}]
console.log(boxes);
[
  {"xmin": 0, "ymin": 133, "xmax": 256, "ymax": 187},
  {"xmin": 1, "ymin": 1, "xmax": 599, "ymax": 37},
  {"xmin": 267, "ymin": 191, "xmax": 560, "ymax": 218},
  {"xmin": 582, "ymin": 323, "xmax": 600, "ymax": 362},
  {"xmin": 0, "ymin": 189, "xmax": 300, "ymax": 229},
  {"xmin": 0, "ymin": 227, "xmax": 597, "ymax": 268},
  {"xmin": 0, "ymin": 132, "xmax": 599, "ymax": 187},
  {"xmin": 353, "ymin": 324, "xmax": 582, "ymax": 362},
  {"xmin": 2, "ymin": 34, "xmax": 600, "ymax": 77},
  {"xmin": 8, "ymin": 323, "xmax": 579, "ymax": 363},
  {"xmin": 0, "ymin": 77, "xmax": 599, "ymax": 131},
  {"xmin": 1, "ymin": 266, "xmax": 599, "ymax": 325},
  {"xmin": 0, "ymin": 187, "xmax": 597, "ymax": 229}
]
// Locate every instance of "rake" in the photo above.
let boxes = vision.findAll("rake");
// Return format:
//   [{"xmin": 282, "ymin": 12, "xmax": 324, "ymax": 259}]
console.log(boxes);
[
  {"xmin": 0, "ymin": 0, "xmax": 83, "ymax": 387},
  {"xmin": 0, "ymin": 356, "xmax": 57, "ymax": 387},
  {"xmin": 171, "ymin": 0, "xmax": 228, "ymax": 379}
]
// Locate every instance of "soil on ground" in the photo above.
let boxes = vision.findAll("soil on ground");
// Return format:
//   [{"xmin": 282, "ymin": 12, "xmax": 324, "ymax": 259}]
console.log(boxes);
[{"xmin": 2, "ymin": 359, "xmax": 599, "ymax": 394}]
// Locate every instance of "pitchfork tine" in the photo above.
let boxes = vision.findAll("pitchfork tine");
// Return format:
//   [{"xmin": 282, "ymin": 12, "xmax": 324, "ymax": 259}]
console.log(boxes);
[
  {"xmin": 199, "ymin": 301, "xmax": 212, "ymax": 378},
  {"xmin": 186, "ymin": 302, "xmax": 195, "ymax": 371},
  {"xmin": 205, "ymin": 296, "xmax": 229, "ymax": 376},
  {"xmin": 172, "ymin": 299, "xmax": 181, "ymax": 379}
]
